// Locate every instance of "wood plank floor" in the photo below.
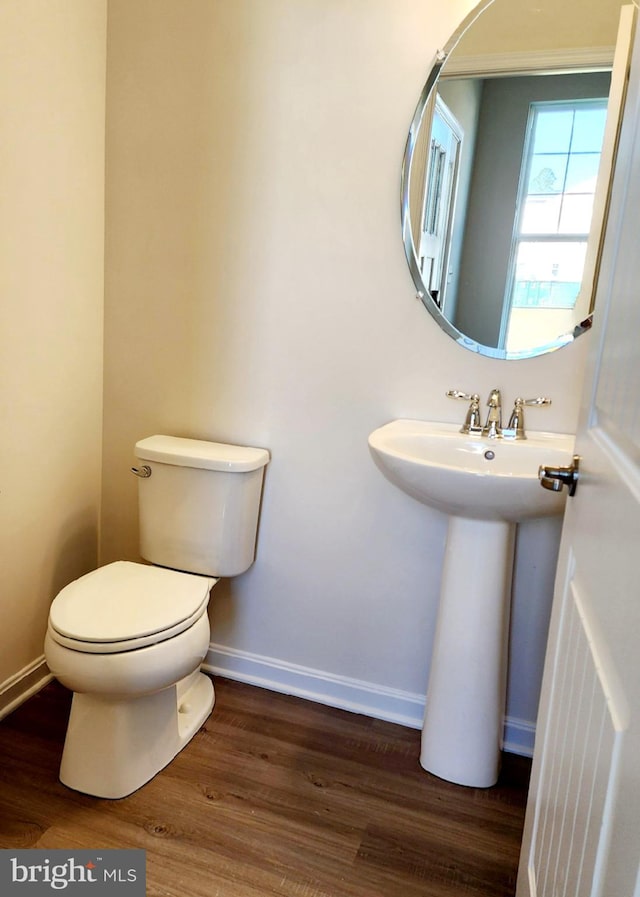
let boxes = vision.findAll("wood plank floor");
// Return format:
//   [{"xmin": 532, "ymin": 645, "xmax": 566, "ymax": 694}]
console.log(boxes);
[{"xmin": 0, "ymin": 677, "xmax": 530, "ymax": 896}]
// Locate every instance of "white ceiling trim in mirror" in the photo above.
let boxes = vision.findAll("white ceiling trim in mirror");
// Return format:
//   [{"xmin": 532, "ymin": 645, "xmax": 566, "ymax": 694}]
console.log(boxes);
[
  {"xmin": 401, "ymin": 0, "xmax": 633, "ymax": 360},
  {"xmin": 443, "ymin": 46, "xmax": 615, "ymax": 79}
]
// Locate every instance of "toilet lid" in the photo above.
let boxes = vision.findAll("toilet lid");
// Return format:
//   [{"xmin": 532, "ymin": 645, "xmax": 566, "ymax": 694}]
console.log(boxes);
[{"xmin": 49, "ymin": 561, "xmax": 216, "ymax": 651}]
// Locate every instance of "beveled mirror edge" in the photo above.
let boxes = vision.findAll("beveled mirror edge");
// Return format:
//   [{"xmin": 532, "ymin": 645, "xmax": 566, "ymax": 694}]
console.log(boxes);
[{"xmin": 400, "ymin": 0, "xmax": 529, "ymax": 361}]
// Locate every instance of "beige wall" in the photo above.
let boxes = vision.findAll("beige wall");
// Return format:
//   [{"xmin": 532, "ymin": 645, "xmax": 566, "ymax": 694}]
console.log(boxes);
[
  {"xmin": 0, "ymin": 0, "xmax": 602, "ymax": 747},
  {"xmin": 102, "ymin": 0, "xmax": 590, "ymax": 747},
  {"xmin": 0, "ymin": 1, "xmax": 107, "ymax": 709}
]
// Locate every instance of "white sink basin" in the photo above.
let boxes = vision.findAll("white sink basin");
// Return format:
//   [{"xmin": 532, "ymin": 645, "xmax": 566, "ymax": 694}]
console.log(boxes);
[
  {"xmin": 368, "ymin": 418, "xmax": 576, "ymax": 787},
  {"xmin": 368, "ymin": 419, "xmax": 574, "ymax": 522}
]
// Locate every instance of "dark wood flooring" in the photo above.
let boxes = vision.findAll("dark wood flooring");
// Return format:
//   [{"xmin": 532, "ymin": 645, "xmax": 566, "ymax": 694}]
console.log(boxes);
[{"xmin": 0, "ymin": 677, "xmax": 530, "ymax": 896}]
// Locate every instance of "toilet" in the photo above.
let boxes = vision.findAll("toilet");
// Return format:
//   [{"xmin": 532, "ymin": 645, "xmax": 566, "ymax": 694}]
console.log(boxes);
[{"xmin": 44, "ymin": 435, "xmax": 269, "ymax": 799}]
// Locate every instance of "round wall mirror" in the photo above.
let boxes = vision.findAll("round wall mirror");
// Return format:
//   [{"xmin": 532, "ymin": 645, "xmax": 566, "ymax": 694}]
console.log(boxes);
[{"xmin": 402, "ymin": 0, "xmax": 629, "ymax": 358}]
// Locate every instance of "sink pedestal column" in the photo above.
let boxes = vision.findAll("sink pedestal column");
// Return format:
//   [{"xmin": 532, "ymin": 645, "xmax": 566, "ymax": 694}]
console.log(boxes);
[{"xmin": 420, "ymin": 516, "xmax": 515, "ymax": 787}]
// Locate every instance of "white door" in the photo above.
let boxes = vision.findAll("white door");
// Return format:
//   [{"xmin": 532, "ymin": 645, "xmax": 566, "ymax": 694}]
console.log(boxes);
[
  {"xmin": 516, "ymin": 17, "xmax": 640, "ymax": 897},
  {"xmin": 418, "ymin": 95, "xmax": 463, "ymax": 310}
]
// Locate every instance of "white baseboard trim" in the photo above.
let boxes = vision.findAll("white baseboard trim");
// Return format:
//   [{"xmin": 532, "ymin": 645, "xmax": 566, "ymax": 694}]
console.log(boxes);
[
  {"xmin": 0, "ymin": 656, "xmax": 52, "ymax": 722},
  {"xmin": 203, "ymin": 643, "xmax": 426, "ymax": 730},
  {"xmin": 503, "ymin": 716, "xmax": 536, "ymax": 758},
  {"xmin": 0, "ymin": 647, "xmax": 536, "ymax": 757},
  {"xmin": 204, "ymin": 643, "xmax": 536, "ymax": 756}
]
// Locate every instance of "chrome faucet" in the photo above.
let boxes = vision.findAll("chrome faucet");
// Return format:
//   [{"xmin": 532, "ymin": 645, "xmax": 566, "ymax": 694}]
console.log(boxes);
[
  {"xmin": 447, "ymin": 388, "xmax": 551, "ymax": 439},
  {"xmin": 483, "ymin": 388, "xmax": 502, "ymax": 438}
]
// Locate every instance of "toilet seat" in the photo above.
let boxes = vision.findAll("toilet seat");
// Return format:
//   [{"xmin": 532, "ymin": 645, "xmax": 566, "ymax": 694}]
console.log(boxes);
[{"xmin": 48, "ymin": 561, "xmax": 216, "ymax": 654}]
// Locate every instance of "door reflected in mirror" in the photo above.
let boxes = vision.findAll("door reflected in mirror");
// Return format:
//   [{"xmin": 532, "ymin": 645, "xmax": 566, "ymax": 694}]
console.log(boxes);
[{"xmin": 402, "ymin": 0, "xmax": 632, "ymax": 359}]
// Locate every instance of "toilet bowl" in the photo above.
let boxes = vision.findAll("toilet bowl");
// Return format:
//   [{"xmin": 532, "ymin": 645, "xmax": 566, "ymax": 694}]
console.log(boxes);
[
  {"xmin": 45, "ymin": 561, "xmax": 216, "ymax": 799},
  {"xmin": 45, "ymin": 435, "xmax": 269, "ymax": 799}
]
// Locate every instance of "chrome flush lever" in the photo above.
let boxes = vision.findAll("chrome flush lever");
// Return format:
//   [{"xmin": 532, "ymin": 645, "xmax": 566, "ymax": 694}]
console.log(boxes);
[
  {"xmin": 131, "ymin": 465, "xmax": 152, "ymax": 478},
  {"xmin": 539, "ymin": 455, "xmax": 580, "ymax": 496}
]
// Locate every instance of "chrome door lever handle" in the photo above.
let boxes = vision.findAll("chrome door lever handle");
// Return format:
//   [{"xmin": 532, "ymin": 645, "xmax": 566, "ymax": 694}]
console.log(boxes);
[{"xmin": 539, "ymin": 455, "xmax": 580, "ymax": 496}]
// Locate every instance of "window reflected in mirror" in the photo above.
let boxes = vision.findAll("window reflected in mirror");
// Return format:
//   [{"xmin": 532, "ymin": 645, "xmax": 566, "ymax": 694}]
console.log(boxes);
[{"xmin": 506, "ymin": 97, "xmax": 608, "ymax": 351}]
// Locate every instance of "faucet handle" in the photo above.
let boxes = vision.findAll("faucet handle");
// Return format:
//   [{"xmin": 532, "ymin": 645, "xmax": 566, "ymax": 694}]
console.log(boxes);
[
  {"xmin": 521, "ymin": 396, "xmax": 552, "ymax": 407},
  {"xmin": 446, "ymin": 390, "xmax": 482, "ymax": 434},
  {"xmin": 446, "ymin": 389, "xmax": 476, "ymax": 401},
  {"xmin": 505, "ymin": 396, "xmax": 551, "ymax": 439}
]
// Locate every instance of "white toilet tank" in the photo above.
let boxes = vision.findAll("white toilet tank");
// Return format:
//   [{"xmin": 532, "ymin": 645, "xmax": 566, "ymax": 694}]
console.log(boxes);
[{"xmin": 134, "ymin": 435, "xmax": 269, "ymax": 577}]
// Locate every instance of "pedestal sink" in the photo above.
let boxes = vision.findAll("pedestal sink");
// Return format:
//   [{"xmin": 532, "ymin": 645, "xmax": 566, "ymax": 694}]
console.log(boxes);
[{"xmin": 368, "ymin": 419, "xmax": 574, "ymax": 787}]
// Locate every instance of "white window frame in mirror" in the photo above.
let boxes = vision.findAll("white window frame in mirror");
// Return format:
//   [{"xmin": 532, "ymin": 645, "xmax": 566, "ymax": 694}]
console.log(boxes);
[{"xmin": 503, "ymin": 96, "xmax": 609, "ymax": 353}]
